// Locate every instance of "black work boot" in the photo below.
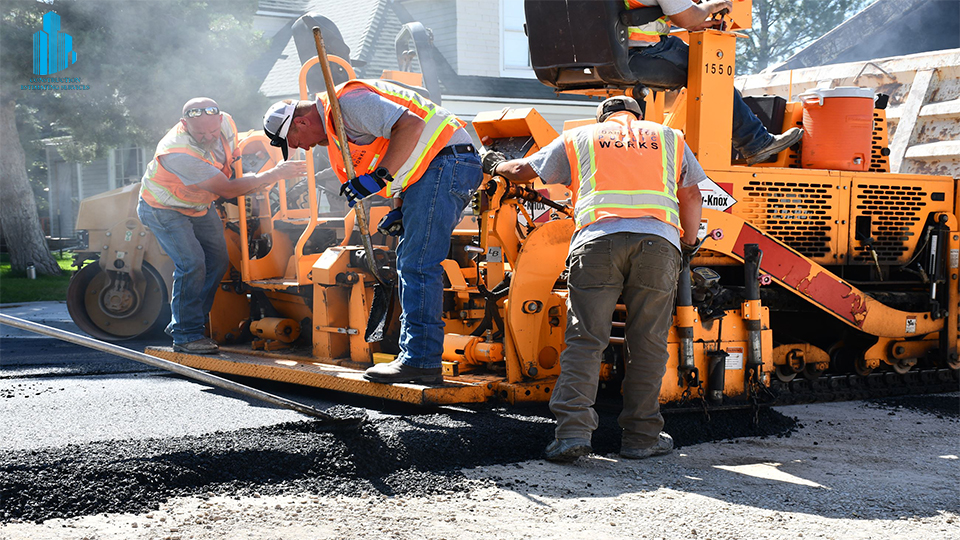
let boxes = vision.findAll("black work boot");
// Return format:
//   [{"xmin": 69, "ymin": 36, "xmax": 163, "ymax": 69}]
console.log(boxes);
[
  {"xmin": 172, "ymin": 337, "xmax": 219, "ymax": 354},
  {"xmin": 743, "ymin": 127, "xmax": 803, "ymax": 165},
  {"xmin": 363, "ymin": 359, "xmax": 442, "ymax": 384}
]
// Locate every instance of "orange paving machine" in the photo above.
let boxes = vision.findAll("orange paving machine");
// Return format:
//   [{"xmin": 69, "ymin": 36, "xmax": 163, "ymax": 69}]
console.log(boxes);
[{"xmin": 69, "ymin": 1, "xmax": 959, "ymax": 407}]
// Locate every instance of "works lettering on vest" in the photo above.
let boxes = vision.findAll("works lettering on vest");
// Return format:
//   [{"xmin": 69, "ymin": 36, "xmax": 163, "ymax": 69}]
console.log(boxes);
[{"xmin": 596, "ymin": 128, "xmax": 661, "ymax": 150}]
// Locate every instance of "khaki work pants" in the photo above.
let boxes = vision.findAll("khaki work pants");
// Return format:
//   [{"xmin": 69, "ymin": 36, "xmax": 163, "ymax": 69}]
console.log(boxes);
[{"xmin": 549, "ymin": 232, "xmax": 681, "ymax": 448}]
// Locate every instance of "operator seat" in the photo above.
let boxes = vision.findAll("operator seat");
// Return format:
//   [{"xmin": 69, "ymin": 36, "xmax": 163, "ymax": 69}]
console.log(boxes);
[{"xmin": 525, "ymin": 0, "xmax": 686, "ymax": 94}]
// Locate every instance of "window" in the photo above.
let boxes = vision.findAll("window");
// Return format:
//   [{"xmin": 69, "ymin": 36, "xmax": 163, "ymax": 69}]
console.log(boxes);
[
  {"xmin": 116, "ymin": 146, "xmax": 144, "ymax": 185},
  {"xmin": 501, "ymin": 0, "xmax": 534, "ymax": 78}
]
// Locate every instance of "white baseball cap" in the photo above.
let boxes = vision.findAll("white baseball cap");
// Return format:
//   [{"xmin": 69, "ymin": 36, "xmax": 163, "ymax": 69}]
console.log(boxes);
[{"xmin": 263, "ymin": 100, "xmax": 297, "ymax": 160}]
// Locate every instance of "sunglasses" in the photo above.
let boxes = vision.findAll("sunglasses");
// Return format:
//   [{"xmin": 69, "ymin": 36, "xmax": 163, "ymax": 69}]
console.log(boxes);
[{"xmin": 184, "ymin": 106, "xmax": 220, "ymax": 118}]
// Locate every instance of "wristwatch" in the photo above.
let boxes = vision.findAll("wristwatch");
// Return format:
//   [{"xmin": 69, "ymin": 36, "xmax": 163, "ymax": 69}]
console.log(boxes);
[{"xmin": 372, "ymin": 167, "xmax": 394, "ymax": 185}]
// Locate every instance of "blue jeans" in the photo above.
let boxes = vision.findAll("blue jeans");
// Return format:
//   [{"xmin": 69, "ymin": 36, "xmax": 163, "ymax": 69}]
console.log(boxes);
[
  {"xmin": 633, "ymin": 36, "xmax": 772, "ymax": 156},
  {"xmin": 395, "ymin": 150, "xmax": 483, "ymax": 368},
  {"xmin": 136, "ymin": 201, "xmax": 229, "ymax": 345}
]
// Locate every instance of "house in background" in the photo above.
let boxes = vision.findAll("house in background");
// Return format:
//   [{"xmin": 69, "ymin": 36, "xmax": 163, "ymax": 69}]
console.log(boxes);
[
  {"xmin": 45, "ymin": 0, "xmax": 596, "ymax": 239},
  {"xmin": 251, "ymin": 0, "xmax": 597, "ymax": 130},
  {"xmin": 43, "ymin": 139, "xmax": 146, "ymax": 240}
]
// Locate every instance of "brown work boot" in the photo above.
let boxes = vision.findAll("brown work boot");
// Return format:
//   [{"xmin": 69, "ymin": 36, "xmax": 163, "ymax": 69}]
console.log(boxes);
[
  {"xmin": 363, "ymin": 359, "xmax": 442, "ymax": 384},
  {"xmin": 173, "ymin": 337, "xmax": 219, "ymax": 354},
  {"xmin": 743, "ymin": 127, "xmax": 803, "ymax": 165}
]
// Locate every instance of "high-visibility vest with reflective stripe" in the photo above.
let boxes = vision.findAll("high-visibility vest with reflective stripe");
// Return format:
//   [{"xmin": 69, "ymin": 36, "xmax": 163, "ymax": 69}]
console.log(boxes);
[
  {"xmin": 321, "ymin": 79, "xmax": 466, "ymax": 197},
  {"xmin": 139, "ymin": 113, "xmax": 238, "ymax": 216},
  {"xmin": 624, "ymin": 0, "xmax": 672, "ymax": 46},
  {"xmin": 563, "ymin": 113, "xmax": 684, "ymax": 234}
]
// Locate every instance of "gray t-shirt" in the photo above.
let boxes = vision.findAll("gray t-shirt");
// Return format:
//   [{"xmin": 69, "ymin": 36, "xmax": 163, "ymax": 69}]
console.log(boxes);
[
  {"xmin": 157, "ymin": 140, "xmax": 227, "ymax": 186},
  {"xmin": 317, "ymin": 88, "xmax": 472, "ymax": 147},
  {"xmin": 526, "ymin": 126, "xmax": 706, "ymax": 253}
]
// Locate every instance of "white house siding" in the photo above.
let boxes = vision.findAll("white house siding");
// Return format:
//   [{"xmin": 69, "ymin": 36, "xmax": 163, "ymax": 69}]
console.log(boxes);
[
  {"xmin": 454, "ymin": 1, "xmax": 500, "ymax": 77},
  {"xmin": 80, "ymin": 159, "xmax": 110, "ymax": 200}
]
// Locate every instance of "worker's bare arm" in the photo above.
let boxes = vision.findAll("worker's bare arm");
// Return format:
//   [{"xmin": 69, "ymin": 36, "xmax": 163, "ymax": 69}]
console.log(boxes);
[
  {"xmin": 669, "ymin": 0, "xmax": 732, "ymax": 31},
  {"xmin": 197, "ymin": 160, "xmax": 307, "ymax": 199},
  {"xmin": 379, "ymin": 111, "xmax": 427, "ymax": 176},
  {"xmin": 492, "ymin": 159, "xmax": 539, "ymax": 183},
  {"xmin": 677, "ymin": 183, "xmax": 703, "ymax": 245}
]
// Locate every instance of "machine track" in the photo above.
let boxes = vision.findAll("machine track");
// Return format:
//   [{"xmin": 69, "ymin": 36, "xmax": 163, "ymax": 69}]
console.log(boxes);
[{"xmin": 770, "ymin": 367, "xmax": 959, "ymax": 405}]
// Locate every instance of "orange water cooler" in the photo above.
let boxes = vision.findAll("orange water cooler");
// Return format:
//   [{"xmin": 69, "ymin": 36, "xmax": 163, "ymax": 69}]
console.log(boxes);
[{"xmin": 798, "ymin": 86, "xmax": 875, "ymax": 171}]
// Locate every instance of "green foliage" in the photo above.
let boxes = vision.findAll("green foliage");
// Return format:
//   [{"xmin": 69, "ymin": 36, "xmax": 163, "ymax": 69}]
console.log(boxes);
[
  {"xmin": 736, "ymin": 0, "xmax": 872, "ymax": 75},
  {"xmin": 0, "ymin": 252, "xmax": 74, "ymax": 303}
]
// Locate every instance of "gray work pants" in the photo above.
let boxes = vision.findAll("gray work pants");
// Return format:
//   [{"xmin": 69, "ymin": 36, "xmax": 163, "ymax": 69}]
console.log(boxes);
[{"xmin": 549, "ymin": 232, "xmax": 681, "ymax": 448}]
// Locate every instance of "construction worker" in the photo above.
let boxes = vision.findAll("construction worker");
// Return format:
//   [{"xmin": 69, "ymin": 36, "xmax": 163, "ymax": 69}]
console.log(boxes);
[
  {"xmin": 625, "ymin": 0, "xmax": 803, "ymax": 164},
  {"xmin": 262, "ymin": 80, "xmax": 482, "ymax": 384},
  {"xmin": 138, "ymin": 97, "xmax": 306, "ymax": 354},
  {"xmin": 481, "ymin": 96, "xmax": 704, "ymax": 462}
]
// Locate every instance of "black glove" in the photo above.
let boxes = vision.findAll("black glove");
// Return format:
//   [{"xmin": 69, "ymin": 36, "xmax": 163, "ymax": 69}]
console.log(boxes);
[
  {"xmin": 377, "ymin": 207, "xmax": 404, "ymax": 236},
  {"xmin": 481, "ymin": 150, "xmax": 507, "ymax": 176}
]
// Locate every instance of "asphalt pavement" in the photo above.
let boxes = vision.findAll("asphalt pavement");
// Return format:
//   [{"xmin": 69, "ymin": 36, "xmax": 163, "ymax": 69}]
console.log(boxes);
[{"xmin": 1, "ymin": 301, "xmax": 954, "ymax": 528}]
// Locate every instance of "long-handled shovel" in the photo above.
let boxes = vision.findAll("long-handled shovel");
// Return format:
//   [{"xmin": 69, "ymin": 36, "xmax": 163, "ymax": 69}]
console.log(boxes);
[{"xmin": 312, "ymin": 26, "xmax": 393, "ymax": 343}]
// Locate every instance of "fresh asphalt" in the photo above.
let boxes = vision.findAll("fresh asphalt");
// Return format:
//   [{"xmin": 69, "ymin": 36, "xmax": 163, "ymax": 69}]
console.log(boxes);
[{"xmin": 0, "ymin": 301, "xmax": 799, "ymax": 523}]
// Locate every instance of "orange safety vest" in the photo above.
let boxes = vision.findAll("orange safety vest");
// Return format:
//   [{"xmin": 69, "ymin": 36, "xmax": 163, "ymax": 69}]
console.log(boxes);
[
  {"xmin": 563, "ymin": 112, "xmax": 684, "ymax": 233},
  {"xmin": 140, "ymin": 113, "xmax": 238, "ymax": 216},
  {"xmin": 624, "ymin": 0, "xmax": 672, "ymax": 46},
  {"xmin": 321, "ymin": 80, "xmax": 466, "ymax": 197}
]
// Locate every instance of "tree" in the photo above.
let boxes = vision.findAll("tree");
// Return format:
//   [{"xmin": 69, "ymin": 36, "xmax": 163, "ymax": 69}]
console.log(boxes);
[
  {"xmin": 736, "ymin": 0, "xmax": 872, "ymax": 75},
  {"xmin": 0, "ymin": 0, "xmax": 269, "ymax": 275}
]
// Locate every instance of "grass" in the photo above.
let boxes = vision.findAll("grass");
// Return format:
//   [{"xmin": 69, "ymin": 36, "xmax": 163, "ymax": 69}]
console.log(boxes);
[{"xmin": 0, "ymin": 251, "xmax": 76, "ymax": 303}]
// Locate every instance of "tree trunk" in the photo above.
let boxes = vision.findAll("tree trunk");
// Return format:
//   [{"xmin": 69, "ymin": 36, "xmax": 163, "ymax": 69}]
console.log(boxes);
[{"xmin": 0, "ymin": 99, "xmax": 61, "ymax": 276}]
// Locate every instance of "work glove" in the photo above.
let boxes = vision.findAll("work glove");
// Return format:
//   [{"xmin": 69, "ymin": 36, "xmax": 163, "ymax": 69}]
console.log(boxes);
[
  {"xmin": 481, "ymin": 150, "xmax": 507, "ymax": 176},
  {"xmin": 339, "ymin": 173, "xmax": 386, "ymax": 208},
  {"xmin": 377, "ymin": 207, "xmax": 404, "ymax": 236}
]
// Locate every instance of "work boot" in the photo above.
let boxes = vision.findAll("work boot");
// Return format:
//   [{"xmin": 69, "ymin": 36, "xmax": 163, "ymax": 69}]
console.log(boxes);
[
  {"xmin": 543, "ymin": 437, "xmax": 592, "ymax": 463},
  {"xmin": 742, "ymin": 127, "xmax": 803, "ymax": 165},
  {"xmin": 363, "ymin": 359, "xmax": 443, "ymax": 384},
  {"xmin": 620, "ymin": 432, "xmax": 674, "ymax": 460},
  {"xmin": 173, "ymin": 337, "xmax": 219, "ymax": 354}
]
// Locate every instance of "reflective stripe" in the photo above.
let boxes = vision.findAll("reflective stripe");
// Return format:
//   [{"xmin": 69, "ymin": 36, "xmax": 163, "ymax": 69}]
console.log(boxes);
[
  {"xmin": 141, "ymin": 166, "xmax": 207, "ymax": 211},
  {"xmin": 323, "ymin": 80, "xmax": 464, "ymax": 196},
  {"xmin": 573, "ymin": 127, "xmax": 597, "ymax": 199},
  {"xmin": 387, "ymin": 113, "xmax": 461, "ymax": 196},
  {"xmin": 576, "ymin": 192, "xmax": 680, "ymax": 228},
  {"xmin": 139, "ymin": 113, "xmax": 238, "ymax": 215},
  {"xmin": 623, "ymin": 1, "xmax": 671, "ymax": 44}
]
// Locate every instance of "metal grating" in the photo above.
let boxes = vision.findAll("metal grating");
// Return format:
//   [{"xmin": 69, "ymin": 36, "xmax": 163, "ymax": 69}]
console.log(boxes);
[
  {"xmin": 853, "ymin": 185, "xmax": 926, "ymax": 263},
  {"xmin": 868, "ymin": 111, "xmax": 891, "ymax": 173},
  {"xmin": 741, "ymin": 180, "xmax": 834, "ymax": 259}
]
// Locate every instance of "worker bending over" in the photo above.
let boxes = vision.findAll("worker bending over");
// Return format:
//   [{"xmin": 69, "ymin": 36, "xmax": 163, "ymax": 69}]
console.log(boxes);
[
  {"xmin": 482, "ymin": 96, "xmax": 704, "ymax": 462},
  {"xmin": 262, "ymin": 80, "xmax": 482, "ymax": 385},
  {"xmin": 138, "ymin": 97, "xmax": 306, "ymax": 354},
  {"xmin": 625, "ymin": 0, "xmax": 802, "ymax": 164}
]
